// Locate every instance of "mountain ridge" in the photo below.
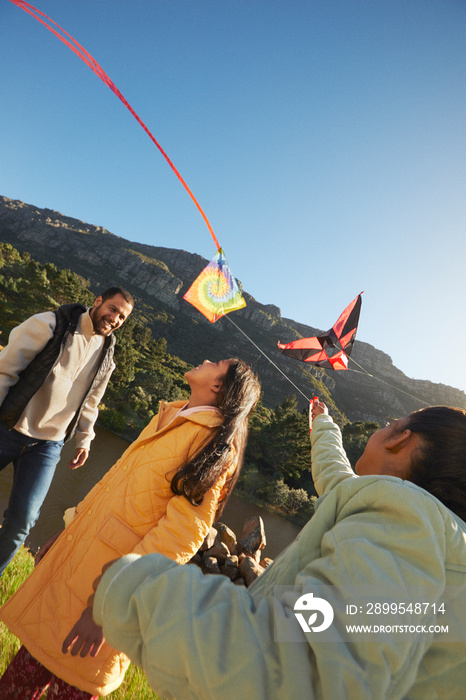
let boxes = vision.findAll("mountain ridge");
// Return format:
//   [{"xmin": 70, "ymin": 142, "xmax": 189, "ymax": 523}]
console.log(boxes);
[{"xmin": 1, "ymin": 194, "xmax": 464, "ymax": 421}]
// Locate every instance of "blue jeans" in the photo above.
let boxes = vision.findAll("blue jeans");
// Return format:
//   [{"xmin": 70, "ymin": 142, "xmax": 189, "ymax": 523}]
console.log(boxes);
[{"xmin": 0, "ymin": 422, "xmax": 64, "ymax": 575}]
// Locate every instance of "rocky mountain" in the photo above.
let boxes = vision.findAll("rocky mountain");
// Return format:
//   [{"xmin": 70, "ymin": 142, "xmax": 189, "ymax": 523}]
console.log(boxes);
[{"xmin": 1, "ymin": 194, "xmax": 464, "ymax": 422}]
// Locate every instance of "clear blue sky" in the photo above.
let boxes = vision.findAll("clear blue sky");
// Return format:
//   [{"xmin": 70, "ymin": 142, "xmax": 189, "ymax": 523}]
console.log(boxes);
[{"xmin": 1, "ymin": 1, "xmax": 466, "ymax": 392}]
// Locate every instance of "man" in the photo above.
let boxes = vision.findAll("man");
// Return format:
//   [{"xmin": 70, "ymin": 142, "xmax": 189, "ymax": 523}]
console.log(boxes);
[{"xmin": 0, "ymin": 286, "xmax": 134, "ymax": 575}]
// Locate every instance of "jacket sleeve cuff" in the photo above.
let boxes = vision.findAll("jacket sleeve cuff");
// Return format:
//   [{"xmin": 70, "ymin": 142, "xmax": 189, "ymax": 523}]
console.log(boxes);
[
  {"xmin": 74, "ymin": 437, "xmax": 92, "ymax": 450},
  {"xmin": 310, "ymin": 413, "xmax": 334, "ymax": 444}
]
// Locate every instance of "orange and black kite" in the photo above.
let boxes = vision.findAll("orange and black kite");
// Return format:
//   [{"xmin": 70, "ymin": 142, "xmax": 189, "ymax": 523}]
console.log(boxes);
[{"xmin": 278, "ymin": 293, "xmax": 363, "ymax": 370}]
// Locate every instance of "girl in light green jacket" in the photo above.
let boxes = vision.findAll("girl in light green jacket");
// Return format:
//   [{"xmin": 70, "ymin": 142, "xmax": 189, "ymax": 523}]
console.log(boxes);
[{"xmin": 93, "ymin": 401, "xmax": 466, "ymax": 700}]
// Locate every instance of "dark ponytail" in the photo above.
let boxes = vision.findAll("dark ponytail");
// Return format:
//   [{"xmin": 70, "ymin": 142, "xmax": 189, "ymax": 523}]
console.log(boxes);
[
  {"xmin": 170, "ymin": 359, "xmax": 261, "ymax": 514},
  {"xmin": 405, "ymin": 406, "xmax": 466, "ymax": 521}
]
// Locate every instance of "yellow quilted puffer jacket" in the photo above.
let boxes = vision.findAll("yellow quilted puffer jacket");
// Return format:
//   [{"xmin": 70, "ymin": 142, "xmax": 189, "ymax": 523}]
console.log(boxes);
[{"xmin": 0, "ymin": 400, "xmax": 235, "ymax": 696}]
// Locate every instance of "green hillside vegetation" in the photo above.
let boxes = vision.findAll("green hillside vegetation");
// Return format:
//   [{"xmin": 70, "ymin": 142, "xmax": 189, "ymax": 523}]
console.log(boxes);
[{"xmin": 0, "ymin": 242, "xmax": 378, "ymax": 525}]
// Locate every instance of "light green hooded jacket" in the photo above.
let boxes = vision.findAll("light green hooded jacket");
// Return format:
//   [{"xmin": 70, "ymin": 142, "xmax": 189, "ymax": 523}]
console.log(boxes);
[{"xmin": 94, "ymin": 414, "xmax": 466, "ymax": 699}]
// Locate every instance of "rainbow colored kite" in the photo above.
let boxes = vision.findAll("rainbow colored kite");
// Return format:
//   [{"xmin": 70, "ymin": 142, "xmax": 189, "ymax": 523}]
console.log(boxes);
[{"xmin": 183, "ymin": 249, "xmax": 246, "ymax": 323}]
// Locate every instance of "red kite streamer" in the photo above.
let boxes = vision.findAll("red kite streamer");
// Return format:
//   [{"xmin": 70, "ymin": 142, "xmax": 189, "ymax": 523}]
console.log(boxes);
[{"xmin": 8, "ymin": 0, "xmax": 221, "ymax": 251}]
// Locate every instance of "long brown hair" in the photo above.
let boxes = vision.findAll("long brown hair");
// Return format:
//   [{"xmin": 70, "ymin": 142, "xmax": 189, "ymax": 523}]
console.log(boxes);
[
  {"xmin": 404, "ymin": 406, "xmax": 466, "ymax": 521},
  {"xmin": 170, "ymin": 359, "xmax": 261, "ymax": 515}
]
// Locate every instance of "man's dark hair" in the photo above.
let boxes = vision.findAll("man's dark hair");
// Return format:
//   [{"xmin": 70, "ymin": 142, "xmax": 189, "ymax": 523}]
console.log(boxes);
[{"xmin": 100, "ymin": 286, "xmax": 134, "ymax": 307}]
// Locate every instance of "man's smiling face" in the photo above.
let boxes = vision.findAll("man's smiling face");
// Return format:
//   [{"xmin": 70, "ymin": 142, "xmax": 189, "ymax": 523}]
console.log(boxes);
[{"xmin": 90, "ymin": 293, "xmax": 133, "ymax": 336}]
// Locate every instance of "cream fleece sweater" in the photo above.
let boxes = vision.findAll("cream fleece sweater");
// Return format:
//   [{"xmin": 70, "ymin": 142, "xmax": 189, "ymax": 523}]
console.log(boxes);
[{"xmin": 0, "ymin": 310, "xmax": 114, "ymax": 448}]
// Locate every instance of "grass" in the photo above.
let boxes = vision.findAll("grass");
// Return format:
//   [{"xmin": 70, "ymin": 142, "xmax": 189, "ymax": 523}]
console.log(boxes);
[
  {"xmin": 0, "ymin": 546, "xmax": 161, "ymax": 699},
  {"xmin": 0, "ymin": 545, "xmax": 34, "ymax": 676}
]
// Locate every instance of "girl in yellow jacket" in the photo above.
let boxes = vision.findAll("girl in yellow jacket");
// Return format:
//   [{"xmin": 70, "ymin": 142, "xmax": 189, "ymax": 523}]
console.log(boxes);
[{"xmin": 0, "ymin": 358, "xmax": 261, "ymax": 699}]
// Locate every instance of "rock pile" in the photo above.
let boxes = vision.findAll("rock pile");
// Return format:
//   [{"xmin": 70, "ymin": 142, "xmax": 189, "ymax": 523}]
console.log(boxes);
[{"xmin": 189, "ymin": 515, "xmax": 273, "ymax": 587}]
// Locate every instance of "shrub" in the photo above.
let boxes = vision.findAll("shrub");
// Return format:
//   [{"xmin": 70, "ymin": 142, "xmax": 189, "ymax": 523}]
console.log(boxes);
[{"xmin": 286, "ymin": 488, "xmax": 309, "ymax": 514}]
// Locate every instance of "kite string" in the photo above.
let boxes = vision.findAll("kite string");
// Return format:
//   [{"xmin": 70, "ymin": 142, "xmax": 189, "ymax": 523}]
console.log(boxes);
[
  {"xmin": 226, "ymin": 316, "xmax": 431, "ymax": 409},
  {"xmin": 223, "ymin": 316, "xmax": 311, "ymax": 403},
  {"xmin": 347, "ymin": 356, "xmax": 431, "ymax": 407},
  {"xmin": 9, "ymin": 0, "xmax": 221, "ymax": 251}
]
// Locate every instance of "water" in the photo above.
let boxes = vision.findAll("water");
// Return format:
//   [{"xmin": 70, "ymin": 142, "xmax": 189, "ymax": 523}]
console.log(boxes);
[{"xmin": 0, "ymin": 426, "xmax": 301, "ymax": 560}]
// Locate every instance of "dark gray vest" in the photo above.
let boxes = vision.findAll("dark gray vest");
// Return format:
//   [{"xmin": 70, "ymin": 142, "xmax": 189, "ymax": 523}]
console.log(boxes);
[{"xmin": 0, "ymin": 303, "xmax": 115, "ymax": 441}]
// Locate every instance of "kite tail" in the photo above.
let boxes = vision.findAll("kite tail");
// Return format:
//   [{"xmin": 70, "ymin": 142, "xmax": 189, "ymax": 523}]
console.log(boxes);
[{"xmin": 9, "ymin": 0, "xmax": 221, "ymax": 251}]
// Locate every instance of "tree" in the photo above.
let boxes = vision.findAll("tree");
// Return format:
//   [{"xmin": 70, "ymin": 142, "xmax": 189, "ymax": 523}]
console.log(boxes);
[
  {"xmin": 342, "ymin": 420, "xmax": 380, "ymax": 468},
  {"xmin": 246, "ymin": 395, "xmax": 316, "ymax": 497}
]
